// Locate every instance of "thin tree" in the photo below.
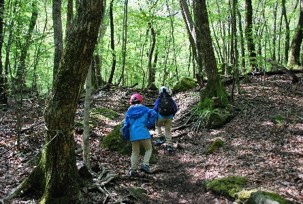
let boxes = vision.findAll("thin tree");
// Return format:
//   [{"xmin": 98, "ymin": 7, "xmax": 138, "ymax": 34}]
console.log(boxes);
[
  {"xmin": 147, "ymin": 22, "xmax": 157, "ymax": 89},
  {"xmin": 0, "ymin": 0, "xmax": 6, "ymax": 105},
  {"xmin": 282, "ymin": 0, "xmax": 290, "ymax": 64},
  {"xmin": 15, "ymin": 1, "xmax": 38, "ymax": 90},
  {"xmin": 5, "ymin": 1, "xmax": 105, "ymax": 203},
  {"xmin": 118, "ymin": 0, "xmax": 128, "ymax": 86},
  {"xmin": 230, "ymin": 0, "xmax": 240, "ymax": 98},
  {"xmin": 107, "ymin": 0, "xmax": 116, "ymax": 87},
  {"xmin": 83, "ymin": 65, "xmax": 92, "ymax": 169}
]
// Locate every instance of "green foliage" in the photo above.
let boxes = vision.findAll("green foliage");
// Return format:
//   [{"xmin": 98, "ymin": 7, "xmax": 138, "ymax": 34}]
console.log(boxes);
[
  {"xmin": 206, "ymin": 138, "xmax": 224, "ymax": 154},
  {"xmin": 271, "ymin": 114, "xmax": 285, "ymax": 126},
  {"xmin": 205, "ymin": 176, "xmax": 247, "ymax": 198},
  {"xmin": 2, "ymin": 0, "xmax": 300, "ymax": 97},
  {"xmin": 246, "ymin": 191, "xmax": 288, "ymax": 204},
  {"xmin": 173, "ymin": 77, "xmax": 197, "ymax": 93}
]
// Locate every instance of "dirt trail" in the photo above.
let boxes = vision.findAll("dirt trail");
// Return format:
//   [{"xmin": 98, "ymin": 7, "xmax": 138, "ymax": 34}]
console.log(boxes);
[{"xmin": 1, "ymin": 75, "xmax": 303, "ymax": 203}]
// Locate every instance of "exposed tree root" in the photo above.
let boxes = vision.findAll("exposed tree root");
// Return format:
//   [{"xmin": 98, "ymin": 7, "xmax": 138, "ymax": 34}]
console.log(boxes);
[{"xmin": 87, "ymin": 165, "xmax": 118, "ymax": 204}]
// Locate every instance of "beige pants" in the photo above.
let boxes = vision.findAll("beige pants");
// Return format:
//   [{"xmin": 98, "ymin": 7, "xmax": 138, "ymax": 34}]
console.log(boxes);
[
  {"xmin": 131, "ymin": 139, "xmax": 152, "ymax": 170},
  {"xmin": 156, "ymin": 118, "xmax": 172, "ymax": 146}
]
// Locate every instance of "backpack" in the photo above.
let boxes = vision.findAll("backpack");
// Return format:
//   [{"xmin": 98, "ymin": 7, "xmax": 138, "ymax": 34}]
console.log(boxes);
[{"xmin": 158, "ymin": 95, "xmax": 175, "ymax": 116}]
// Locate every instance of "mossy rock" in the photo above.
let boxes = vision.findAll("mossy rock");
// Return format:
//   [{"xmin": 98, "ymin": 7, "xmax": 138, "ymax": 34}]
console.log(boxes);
[
  {"xmin": 101, "ymin": 123, "xmax": 132, "ymax": 155},
  {"xmin": 205, "ymin": 176, "xmax": 247, "ymax": 199},
  {"xmin": 128, "ymin": 187, "xmax": 149, "ymax": 202},
  {"xmin": 192, "ymin": 99, "xmax": 234, "ymax": 130},
  {"xmin": 101, "ymin": 124, "xmax": 159, "ymax": 162},
  {"xmin": 236, "ymin": 189, "xmax": 257, "ymax": 200},
  {"xmin": 246, "ymin": 191, "xmax": 288, "ymax": 204},
  {"xmin": 91, "ymin": 107, "xmax": 119, "ymax": 120},
  {"xmin": 173, "ymin": 77, "xmax": 197, "ymax": 93},
  {"xmin": 206, "ymin": 108, "xmax": 233, "ymax": 128},
  {"xmin": 206, "ymin": 138, "xmax": 224, "ymax": 154}
]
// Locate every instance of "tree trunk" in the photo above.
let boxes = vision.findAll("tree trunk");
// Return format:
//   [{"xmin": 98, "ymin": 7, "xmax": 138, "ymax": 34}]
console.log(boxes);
[
  {"xmin": 0, "ymin": 0, "xmax": 7, "ymax": 105},
  {"xmin": 53, "ymin": 0, "xmax": 63, "ymax": 81},
  {"xmin": 5, "ymin": 1, "xmax": 105, "ymax": 203},
  {"xmin": 83, "ymin": 65, "xmax": 92, "ymax": 169},
  {"xmin": 193, "ymin": 1, "xmax": 228, "ymax": 106},
  {"xmin": 118, "ymin": 0, "xmax": 128, "ymax": 86},
  {"xmin": 237, "ymin": 6, "xmax": 246, "ymax": 69},
  {"xmin": 231, "ymin": 0, "xmax": 240, "ymax": 98},
  {"xmin": 287, "ymin": 0, "xmax": 303, "ymax": 69},
  {"xmin": 282, "ymin": 0, "xmax": 290, "ymax": 64},
  {"xmin": 147, "ymin": 22, "xmax": 156, "ymax": 89},
  {"xmin": 245, "ymin": 0, "xmax": 257, "ymax": 71},
  {"xmin": 66, "ymin": 0, "xmax": 73, "ymax": 32},
  {"xmin": 179, "ymin": 0, "xmax": 199, "ymax": 71},
  {"xmin": 107, "ymin": 0, "xmax": 116, "ymax": 87}
]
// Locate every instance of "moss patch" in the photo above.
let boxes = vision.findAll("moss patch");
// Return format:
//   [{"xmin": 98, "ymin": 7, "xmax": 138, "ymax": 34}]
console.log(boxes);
[
  {"xmin": 101, "ymin": 123, "xmax": 132, "ymax": 155},
  {"xmin": 206, "ymin": 138, "xmax": 224, "ymax": 154},
  {"xmin": 91, "ymin": 107, "xmax": 119, "ymax": 120},
  {"xmin": 191, "ymin": 99, "xmax": 233, "ymax": 130},
  {"xmin": 246, "ymin": 191, "xmax": 288, "ymax": 204},
  {"xmin": 205, "ymin": 176, "xmax": 247, "ymax": 199},
  {"xmin": 173, "ymin": 77, "xmax": 196, "ymax": 93}
]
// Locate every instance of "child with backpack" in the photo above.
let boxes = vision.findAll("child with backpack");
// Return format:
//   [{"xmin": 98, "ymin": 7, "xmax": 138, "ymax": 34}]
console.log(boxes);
[
  {"xmin": 122, "ymin": 93, "xmax": 157, "ymax": 176},
  {"xmin": 153, "ymin": 86, "xmax": 178, "ymax": 152}
]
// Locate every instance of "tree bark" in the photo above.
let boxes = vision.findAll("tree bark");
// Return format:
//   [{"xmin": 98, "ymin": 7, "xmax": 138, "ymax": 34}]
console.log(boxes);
[
  {"xmin": 118, "ymin": 0, "xmax": 128, "ymax": 86},
  {"xmin": 83, "ymin": 65, "xmax": 92, "ymax": 169},
  {"xmin": 287, "ymin": 0, "xmax": 303, "ymax": 69},
  {"xmin": 282, "ymin": 0, "xmax": 290, "ymax": 64},
  {"xmin": 193, "ymin": 1, "xmax": 228, "ymax": 106},
  {"xmin": 245, "ymin": 0, "xmax": 257, "ymax": 71},
  {"xmin": 147, "ymin": 22, "xmax": 156, "ymax": 89},
  {"xmin": 107, "ymin": 0, "xmax": 116, "ymax": 87},
  {"xmin": 53, "ymin": 0, "xmax": 63, "ymax": 80},
  {"xmin": 179, "ymin": 0, "xmax": 199, "ymax": 70},
  {"xmin": 5, "ymin": 1, "xmax": 105, "ymax": 203}
]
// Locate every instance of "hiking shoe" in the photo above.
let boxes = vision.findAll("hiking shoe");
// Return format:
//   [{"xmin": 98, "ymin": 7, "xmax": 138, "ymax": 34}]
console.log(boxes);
[
  {"xmin": 128, "ymin": 170, "xmax": 139, "ymax": 177},
  {"xmin": 154, "ymin": 137, "xmax": 165, "ymax": 146},
  {"xmin": 166, "ymin": 145, "xmax": 174, "ymax": 152},
  {"xmin": 140, "ymin": 164, "xmax": 151, "ymax": 174}
]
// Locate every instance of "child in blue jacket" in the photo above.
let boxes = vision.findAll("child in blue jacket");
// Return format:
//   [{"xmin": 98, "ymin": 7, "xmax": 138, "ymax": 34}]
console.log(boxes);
[{"xmin": 122, "ymin": 93, "xmax": 157, "ymax": 176}]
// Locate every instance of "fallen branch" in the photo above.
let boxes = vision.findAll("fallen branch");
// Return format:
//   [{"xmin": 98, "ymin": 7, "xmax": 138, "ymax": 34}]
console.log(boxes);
[{"xmin": 265, "ymin": 59, "xmax": 300, "ymax": 83}]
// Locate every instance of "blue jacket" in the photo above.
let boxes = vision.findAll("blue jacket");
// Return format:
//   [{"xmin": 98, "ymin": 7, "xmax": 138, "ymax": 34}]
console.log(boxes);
[
  {"xmin": 122, "ymin": 104, "xmax": 157, "ymax": 142},
  {"xmin": 153, "ymin": 93, "xmax": 178, "ymax": 119}
]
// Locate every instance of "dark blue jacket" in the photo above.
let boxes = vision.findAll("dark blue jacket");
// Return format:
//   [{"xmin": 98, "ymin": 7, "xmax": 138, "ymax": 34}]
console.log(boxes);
[{"xmin": 153, "ymin": 93, "xmax": 178, "ymax": 119}]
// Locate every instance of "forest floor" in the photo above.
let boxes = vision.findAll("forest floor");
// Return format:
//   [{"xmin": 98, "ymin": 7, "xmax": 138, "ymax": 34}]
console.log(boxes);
[{"xmin": 1, "ymin": 74, "xmax": 303, "ymax": 204}]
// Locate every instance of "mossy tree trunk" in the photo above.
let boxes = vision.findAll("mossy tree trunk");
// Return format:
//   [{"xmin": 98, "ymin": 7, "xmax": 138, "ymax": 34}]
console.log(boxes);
[
  {"xmin": 245, "ymin": 0, "xmax": 257, "ymax": 72},
  {"xmin": 287, "ymin": 0, "xmax": 303, "ymax": 69},
  {"xmin": 8, "ymin": 1, "xmax": 105, "ymax": 203},
  {"xmin": 193, "ymin": 1, "xmax": 228, "ymax": 106}
]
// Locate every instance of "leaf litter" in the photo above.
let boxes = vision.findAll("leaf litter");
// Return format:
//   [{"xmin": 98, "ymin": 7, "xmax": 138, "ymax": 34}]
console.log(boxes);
[{"xmin": 0, "ymin": 75, "xmax": 302, "ymax": 203}]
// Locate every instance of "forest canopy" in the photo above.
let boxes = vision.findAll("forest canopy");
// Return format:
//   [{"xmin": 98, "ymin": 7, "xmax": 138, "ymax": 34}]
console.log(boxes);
[{"xmin": 0, "ymin": 0, "xmax": 300, "ymax": 97}]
